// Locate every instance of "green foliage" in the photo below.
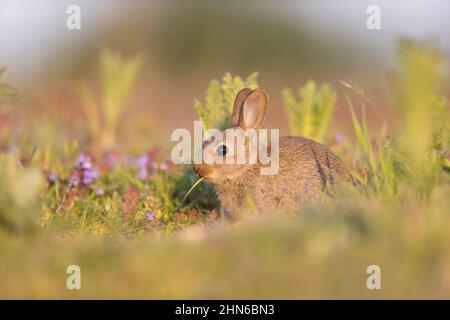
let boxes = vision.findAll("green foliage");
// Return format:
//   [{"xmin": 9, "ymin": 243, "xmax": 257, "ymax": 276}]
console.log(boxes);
[
  {"xmin": 1, "ymin": 41, "xmax": 450, "ymax": 299},
  {"xmin": 2, "ymin": 192, "xmax": 450, "ymax": 298},
  {"xmin": 343, "ymin": 40, "xmax": 449, "ymax": 198},
  {"xmin": 0, "ymin": 67, "xmax": 22, "ymax": 106},
  {"xmin": 194, "ymin": 72, "xmax": 259, "ymax": 129},
  {"xmin": 282, "ymin": 81, "xmax": 336, "ymax": 142},
  {"xmin": 78, "ymin": 49, "xmax": 143, "ymax": 149},
  {"xmin": 346, "ymin": 98, "xmax": 402, "ymax": 197},
  {"xmin": 393, "ymin": 40, "xmax": 449, "ymax": 196},
  {"xmin": 0, "ymin": 154, "xmax": 44, "ymax": 235},
  {"xmin": 35, "ymin": 143, "xmax": 212, "ymax": 238},
  {"xmin": 431, "ymin": 96, "xmax": 450, "ymax": 172}
]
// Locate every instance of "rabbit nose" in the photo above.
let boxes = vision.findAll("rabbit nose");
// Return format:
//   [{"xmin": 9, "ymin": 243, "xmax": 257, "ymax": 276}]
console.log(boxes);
[
  {"xmin": 193, "ymin": 164, "xmax": 210, "ymax": 178},
  {"xmin": 193, "ymin": 165, "xmax": 200, "ymax": 176}
]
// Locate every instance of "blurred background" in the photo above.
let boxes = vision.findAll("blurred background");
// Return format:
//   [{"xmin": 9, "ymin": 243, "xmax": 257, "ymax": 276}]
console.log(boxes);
[
  {"xmin": 1, "ymin": 0, "xmax": 449, "ymax": 299},
  {"xmin": 1, "ymin": 0, "xmax": 448, "ymax": 152}
]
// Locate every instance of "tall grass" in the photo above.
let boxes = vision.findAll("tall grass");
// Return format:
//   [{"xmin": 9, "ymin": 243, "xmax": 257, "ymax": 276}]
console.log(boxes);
[
  {"xmin": 346, "ymin": 97, "xmax": 402, "ymax": 197},
  {"xmin": 341, "ymin": 40, "xmax": 449, "ymax": 199}
]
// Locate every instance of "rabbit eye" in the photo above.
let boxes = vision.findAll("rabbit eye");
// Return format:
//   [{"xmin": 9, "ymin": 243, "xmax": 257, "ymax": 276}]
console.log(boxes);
[{"xmin": 216, "ymin": 144, "xmax": 228, "ymax": 156}]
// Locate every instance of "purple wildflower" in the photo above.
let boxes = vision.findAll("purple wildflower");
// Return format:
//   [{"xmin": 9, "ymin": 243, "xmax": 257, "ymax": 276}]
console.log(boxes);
[
  {"xmin": 75, "ymin": 153, "xmax": 100, "ymax": 186},
  {"xmin": 76, "ymin": 153, "xmax": 91, "ymax": 168},
  {"xmin": 48, "ymin": 172, "xmax": 58, "ymax": 183},
  {"xmin": 96, "ymin": 188, "xmax": 105, "ymax": 196},
  {"xmin": 136, "ymin": 153, "xmax": 152, "ymax": 180},
  {"xmin": 82, "ymin": 167, "xmax": 99, "ymax": 185},
  {"xmin": 84, "ymin": 167, "xmax": 99, "ymax": 179},
  {"xmin": 137, "ymin": 154, "xmax": 151, "ymax": 167},
  {"xmin": 146, "ymin": 211, "xmax": 155, "ymax": 222},
  {"xmin": 160, "ymin": 163, "xmax": 168, "ymax": 172},
  {"xmin": 138, "ymin": 166, "xmax": 149, "ymax": 180},
  {"xmin": 69, "ymin": 176, "xmax": 80, "ymax": 187}
]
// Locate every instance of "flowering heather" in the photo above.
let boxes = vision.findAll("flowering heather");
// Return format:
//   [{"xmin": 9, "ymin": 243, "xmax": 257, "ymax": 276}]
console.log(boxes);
[
  {"xmin": 74, "ymin": 153, "xmax": 100, "ymax": 186},
  {"xmin": 146, "ymin": 211, "xmax": 155, "ymax": 221},
  {"xmin": 137, "ymin": 153, "xmax": 152, "ymax": 180},
  {"xmin": 96, "ymin": 187, "xmax": 105, "ymax": 196},
  {"xmin": 159, "ymin": 163, "xmax": 168, "ymax": 172},
  {"xmin": 76, "ymin": 153, "xmax": 92, "ymax": 169},
  {"xmin": 48, "ymin": 172, "xmax": 58, "ymax": 183},
  {"xmin": 138, "ymin": 166, "xmax": 149, "ymax": 180},
  {"xmin": 69, "ymin": 175, "xmax": 80, "ymax": 187},
  {"xmin": 104, "ymin": 151, "xmax": 120, "ymax": 168},
  {"xmin": 82, "ymin": 166, "xmax": 99, "ymax": 185},
  {"xmin": 137, "ymin": 154, "xmax": 151, "ymax": 167}
]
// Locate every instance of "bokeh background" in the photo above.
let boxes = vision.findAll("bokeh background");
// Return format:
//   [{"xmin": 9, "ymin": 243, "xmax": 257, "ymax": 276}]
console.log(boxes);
[
  {"xmin": 1, "ymin": 0, "xmax": 449, "ymax": 299},
  {"xmin": 1, "ymin": 0, "xmax": 448, "ymax": 151}
]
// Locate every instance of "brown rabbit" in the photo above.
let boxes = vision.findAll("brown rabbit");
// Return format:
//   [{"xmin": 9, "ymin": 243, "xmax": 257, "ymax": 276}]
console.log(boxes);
[{"xmin": 193, "ymin": 88, "xmax": 354, "ymax": 218}]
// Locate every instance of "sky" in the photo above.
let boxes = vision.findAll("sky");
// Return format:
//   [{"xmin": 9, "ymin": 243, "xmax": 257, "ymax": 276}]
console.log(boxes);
[{"xmin": 0, "ymin": 0, "xmax": 448, "ymax": 84}]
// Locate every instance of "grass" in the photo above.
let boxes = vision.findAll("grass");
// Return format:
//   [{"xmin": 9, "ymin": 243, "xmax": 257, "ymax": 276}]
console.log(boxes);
[{"xmin": 0, "ymin": 40, "xmax": 449, "ymax": 298}]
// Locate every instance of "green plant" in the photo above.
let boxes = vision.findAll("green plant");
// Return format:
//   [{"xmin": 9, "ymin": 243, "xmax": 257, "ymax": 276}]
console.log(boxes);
[
  {"xmin": 343, "ymin": 40, "xmax": 449, "ymax": 198},
  {"xmin": 194, "ymin": 72, "xmax": 259, "ymax": 129},
  {"xmin": 346, "ymin": 97, "xmax": 402, "ymax": 197},
  {"xmin": 2, "ymin": 41, "xmax": 450, "ymax": 299},
  {"xmin": 394, "ymin": 40, "xmax": 449, "ymax": 196},
  {"xmin": 78, "ymin": 49, "xmax": 143, "ymax": 149},
  {"xmin": 0, "ymin": 67, "xmax": 27, "ymax": 109},
  {"xmin": 0, "ymin": 67, "xmax": 19, "ymax": 106},
  {"xmin": 282, "ymin": 81, "xmax": 336, "ymax": 143},
  {"xmin": 0, "ymin": 154, "xmax": 44, "ymax": 235}
]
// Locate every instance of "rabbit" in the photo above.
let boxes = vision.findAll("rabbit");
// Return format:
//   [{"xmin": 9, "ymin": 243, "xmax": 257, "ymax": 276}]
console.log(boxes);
[{"xmin": 193, "ymin": 88, "xmax": 354, "ymax": 218}]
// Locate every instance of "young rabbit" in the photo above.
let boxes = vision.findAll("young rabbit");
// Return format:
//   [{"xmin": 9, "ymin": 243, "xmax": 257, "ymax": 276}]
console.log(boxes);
[{"xmin": 193, "ymin": 88, "xmax": 354, "ymax": 218}]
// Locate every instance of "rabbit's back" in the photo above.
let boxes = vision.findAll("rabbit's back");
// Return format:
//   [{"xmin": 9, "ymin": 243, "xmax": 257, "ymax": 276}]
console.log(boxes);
[
  {"xmin": 253, "ymin": 136, "xmax": 352, "ymax": 211},
  {"xmin": 279, "ymin": 136, "xmax": 351, "ymax": 186}
]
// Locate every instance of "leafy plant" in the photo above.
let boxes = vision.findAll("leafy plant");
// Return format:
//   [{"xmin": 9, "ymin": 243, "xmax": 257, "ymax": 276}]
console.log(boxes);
[
  {"xmin": 282, "ymin": 81, "xmax": 336, "ymax": 143},
  {"xmin": 78, "ymin": 49, "xmax": 143, "ymax": 149},
  {"xmin": 194, "ymin": 72, "xmax": 259, "ymax": 129}
]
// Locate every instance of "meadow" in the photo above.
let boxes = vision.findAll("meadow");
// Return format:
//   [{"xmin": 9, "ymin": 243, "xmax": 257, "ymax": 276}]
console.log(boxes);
[{"xmin": 0, "ymin": 40, "xmax": 449, "ymax": 299}]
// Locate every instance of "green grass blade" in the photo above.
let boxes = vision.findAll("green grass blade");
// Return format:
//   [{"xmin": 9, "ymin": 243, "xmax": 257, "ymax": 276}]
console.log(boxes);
[{"xmin": 183, "ymin": 177, "xmax": 205, "ymax": 202}]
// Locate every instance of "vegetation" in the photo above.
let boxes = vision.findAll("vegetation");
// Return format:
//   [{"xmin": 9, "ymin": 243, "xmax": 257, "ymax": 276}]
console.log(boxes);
[
  {"xmin": 0, "ymin": 40, "xmax": 449, "ymax": 298},
  {"xmin": 282, "ymin": 81, "xmax": 336, "ymax": 143},
  {"xmin": 78, "ymin": 50, "xmax": 143, "ymax": 149},
  {"xmin": 194, "ymin": 72, "xmax": 259, "ymax": 129}
]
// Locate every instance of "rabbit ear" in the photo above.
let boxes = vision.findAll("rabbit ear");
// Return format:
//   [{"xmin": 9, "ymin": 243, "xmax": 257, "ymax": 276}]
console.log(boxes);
[
  {"xmin": 239, "ymin": 89, "xmax": 268, "ymax": 129},
  {"xmin": 231, "ymin": 88, "xmax": 252, "ymax": 127}
]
